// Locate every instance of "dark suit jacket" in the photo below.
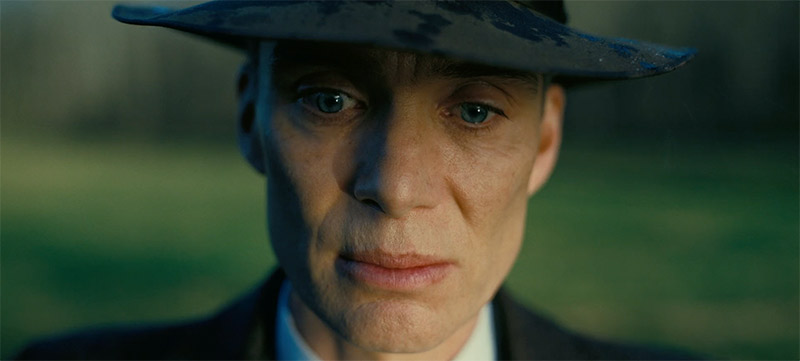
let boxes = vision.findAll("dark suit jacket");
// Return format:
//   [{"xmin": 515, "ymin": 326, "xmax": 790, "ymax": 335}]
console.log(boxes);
[{"xmin": 17, "ymin": 269, "xmax": 696, "ymax": 360}]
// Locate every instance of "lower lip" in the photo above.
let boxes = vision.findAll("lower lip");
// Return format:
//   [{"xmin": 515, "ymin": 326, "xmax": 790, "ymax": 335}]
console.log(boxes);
[{"xmin": 336, "ymin": 258, "xmax": 452, "ymax": 291}]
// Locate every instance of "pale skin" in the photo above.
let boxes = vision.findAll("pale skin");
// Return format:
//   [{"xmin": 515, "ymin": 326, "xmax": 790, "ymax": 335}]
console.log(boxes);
[{"xmin": 237, "ymin": 42, "xmax": 565, "ymax": 361}]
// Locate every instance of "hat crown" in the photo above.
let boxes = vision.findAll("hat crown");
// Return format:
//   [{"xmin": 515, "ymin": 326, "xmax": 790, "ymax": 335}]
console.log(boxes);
[{"xmin": 111, "ymin": 0, "xmax": 695, "ymax": 83}]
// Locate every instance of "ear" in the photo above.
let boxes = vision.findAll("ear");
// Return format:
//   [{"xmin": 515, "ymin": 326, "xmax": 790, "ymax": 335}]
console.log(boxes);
[
  {"xmin": 236, "ymin": 60, "xmax": 266, "ymax": 174},
  {"xmin": 527, "ymin": 84, "xmax": 565, "ymax": 195}
]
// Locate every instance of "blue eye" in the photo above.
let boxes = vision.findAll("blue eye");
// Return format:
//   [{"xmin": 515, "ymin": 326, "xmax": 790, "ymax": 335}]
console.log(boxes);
[
  {"xmin": 314, "ymin": 92, "xmax": 345, "ymax": 113},
  {"xmin": 298, "ymin": 89, "xmax": 361, "ymax": 116},
  {"xmin": 460, "ymin": 103, "xmax": 490, "ymax": 124}
]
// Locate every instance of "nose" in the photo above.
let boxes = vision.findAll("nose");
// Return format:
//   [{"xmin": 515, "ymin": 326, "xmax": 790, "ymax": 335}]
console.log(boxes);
[{"xmin": 352, "ymin": 104, "xmax": 441, "ymax": 218}]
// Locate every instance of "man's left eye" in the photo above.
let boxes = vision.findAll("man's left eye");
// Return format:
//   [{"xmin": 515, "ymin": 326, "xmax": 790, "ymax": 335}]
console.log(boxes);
[
  {"xmin": 458, "ymin": 103, "xmax": 503, "ymax": 124},
  {"xmin": 460, "ymin": 103, "xmax": 490, "ymax": 124}
]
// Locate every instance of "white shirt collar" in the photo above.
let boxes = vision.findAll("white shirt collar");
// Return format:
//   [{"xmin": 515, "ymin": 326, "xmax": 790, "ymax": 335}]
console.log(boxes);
[{"xmin": 275, "ymin": 280, "xmax": 496, "ymax": 361}]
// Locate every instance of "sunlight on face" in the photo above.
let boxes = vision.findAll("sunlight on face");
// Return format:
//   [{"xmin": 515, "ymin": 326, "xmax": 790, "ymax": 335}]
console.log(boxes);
[{"xmin": 254, "ymin": 41, "xmax": 555, "ymax": 356}]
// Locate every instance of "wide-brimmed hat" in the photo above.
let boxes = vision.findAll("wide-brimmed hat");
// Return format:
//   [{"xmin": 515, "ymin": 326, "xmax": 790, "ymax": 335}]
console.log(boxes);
[{"xmin": 112, "ymin": 0, "xmax": 695, "ymax": 83}]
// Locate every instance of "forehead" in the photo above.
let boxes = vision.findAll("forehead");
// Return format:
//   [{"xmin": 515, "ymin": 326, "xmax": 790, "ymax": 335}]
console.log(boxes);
[{"xmin": 268, "ymin": 41, "xmax": 542, "ymax": 90}]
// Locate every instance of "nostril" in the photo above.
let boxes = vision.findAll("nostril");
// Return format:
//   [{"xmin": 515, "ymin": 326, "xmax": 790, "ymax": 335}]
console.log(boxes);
[{"xmin": 361, "ymin": 198, "xmax": 383, "ymax": 212}]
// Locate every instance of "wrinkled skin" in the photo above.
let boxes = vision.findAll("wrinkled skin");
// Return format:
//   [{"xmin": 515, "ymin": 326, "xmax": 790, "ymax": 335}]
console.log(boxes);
[{"xmin": 237, "ymin": 42, "xmax": 565, "ymax": 360}]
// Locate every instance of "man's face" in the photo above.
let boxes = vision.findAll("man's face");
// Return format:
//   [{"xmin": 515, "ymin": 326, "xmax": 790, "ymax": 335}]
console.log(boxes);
[{"xmin": 251, "ymin": 42, "xmax": 562, "ymax": 353}]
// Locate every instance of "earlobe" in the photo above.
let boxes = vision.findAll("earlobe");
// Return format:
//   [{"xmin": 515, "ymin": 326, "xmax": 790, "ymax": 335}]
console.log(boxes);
[
  {"xmin": 236, "ymin": 62, "xmax": 266, "ymax": 175},
  {"xmin": 527, "ymin": 84, "xmax": 565, "ymax": 195}
]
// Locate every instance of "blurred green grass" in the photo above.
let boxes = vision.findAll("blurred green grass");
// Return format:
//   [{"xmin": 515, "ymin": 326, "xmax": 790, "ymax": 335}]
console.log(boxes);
[{"xmin": 2, "ymin": 134, "xmax": 797, "ymax": 359}]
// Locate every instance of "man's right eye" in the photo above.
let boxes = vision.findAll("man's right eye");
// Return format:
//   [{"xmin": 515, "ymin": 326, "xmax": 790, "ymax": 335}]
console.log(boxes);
[{"xmin": 298, "ymin": 89, "xmax": 360, "ymax": 115}]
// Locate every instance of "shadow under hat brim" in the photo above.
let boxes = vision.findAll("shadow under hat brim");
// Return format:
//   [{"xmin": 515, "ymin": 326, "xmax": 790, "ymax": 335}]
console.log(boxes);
[{"xmin": 112, "ymin": 1, "xmax": 695, "ymax": 83}]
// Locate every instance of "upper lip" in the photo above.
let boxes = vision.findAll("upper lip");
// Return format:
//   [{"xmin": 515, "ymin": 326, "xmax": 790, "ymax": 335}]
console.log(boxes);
[{"xmin": 340, "ymin": 250, "xmax": 453, "ymax": 269}]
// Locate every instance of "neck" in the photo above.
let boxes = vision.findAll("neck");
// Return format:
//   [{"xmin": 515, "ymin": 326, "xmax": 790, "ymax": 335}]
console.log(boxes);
[{"xmin": 289, "ymin": 291, "xmax": 480, "ymax": 361}]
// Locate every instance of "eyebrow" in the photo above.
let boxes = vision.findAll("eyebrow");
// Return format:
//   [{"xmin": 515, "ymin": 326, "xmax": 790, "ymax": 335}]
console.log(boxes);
[
  {"xmin": 271, "ymin": 42, "xmax": 542, "ymax": 92},
  {"xmin": 428, "ymin": 61, "xmax": 542, "ymax": 91}
]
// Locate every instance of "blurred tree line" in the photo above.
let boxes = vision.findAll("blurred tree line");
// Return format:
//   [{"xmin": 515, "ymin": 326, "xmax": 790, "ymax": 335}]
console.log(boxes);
[{"xmin": 2, "ymin": 1, "xmax": 798, "ymax": 144}]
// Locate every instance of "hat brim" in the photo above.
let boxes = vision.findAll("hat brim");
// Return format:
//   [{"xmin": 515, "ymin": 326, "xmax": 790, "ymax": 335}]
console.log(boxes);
[{"xmin": 112, "ymin": 1, "xmax": 695, "ymax": 83}]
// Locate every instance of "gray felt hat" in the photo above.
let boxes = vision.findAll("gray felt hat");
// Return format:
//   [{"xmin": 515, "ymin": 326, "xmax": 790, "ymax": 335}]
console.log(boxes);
[{"xmin": 112, "ymin": 0, "xmax": 695, "ymax": 83}]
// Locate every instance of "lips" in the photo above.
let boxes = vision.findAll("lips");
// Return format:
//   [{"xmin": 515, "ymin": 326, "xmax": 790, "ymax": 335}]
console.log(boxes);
[{"xmin": 336, "ymin": 251, "xmax": 454, "ymax": 291}]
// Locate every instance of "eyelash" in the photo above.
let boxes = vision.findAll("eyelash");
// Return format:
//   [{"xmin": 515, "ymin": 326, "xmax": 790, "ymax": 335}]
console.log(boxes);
[
  {"xmin": 294, "ymin": 87, "xmax": 354, "ymax": 104},
  {"xmin": 464, "ymin": 102, "xmax": 507, "ymax": 118}
]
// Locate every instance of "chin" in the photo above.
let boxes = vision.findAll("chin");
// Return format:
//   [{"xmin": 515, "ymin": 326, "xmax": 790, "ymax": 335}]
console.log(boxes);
[{"xmin": 337, "ymin": 299, "xmax": 451, "ymax": 353}]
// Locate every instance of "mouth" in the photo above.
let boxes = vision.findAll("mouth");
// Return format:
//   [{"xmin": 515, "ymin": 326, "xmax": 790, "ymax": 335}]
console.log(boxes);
[{"xmin": 336, "ymin": 251, "xmax": 454, "ymax": 291}]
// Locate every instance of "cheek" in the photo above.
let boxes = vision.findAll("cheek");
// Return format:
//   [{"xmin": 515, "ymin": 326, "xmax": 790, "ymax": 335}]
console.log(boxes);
[
  {"xmin": 264, "ymin": 110, "xmax": 350, "ymax": 226},
  {"xmin": 261, "ymin": 110, "xmax": 354, "ymax": 279},
  {"xmin": 444, "ymin": 130, "xmax": 537, "ymax": 290},
  {"xmin": 447, "ymin": 131, "xmax": 537, "ymax": 236}
]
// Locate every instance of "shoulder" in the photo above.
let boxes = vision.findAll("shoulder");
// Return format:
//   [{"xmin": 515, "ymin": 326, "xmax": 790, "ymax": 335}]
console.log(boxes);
[
  {"xmin": 16, "ymin": 302, "xmax": 262, "ymax": 360},
  {"xmin": 16, "ymin": 320, "xmax": 211, "ymax": 360},
  {"xmin": 15, "ymin": 271, "xmax": 285, "ymax": 360},
  {"xmin": 492, "ymin": 289, "xmax": 701, "ymax": 360}
]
